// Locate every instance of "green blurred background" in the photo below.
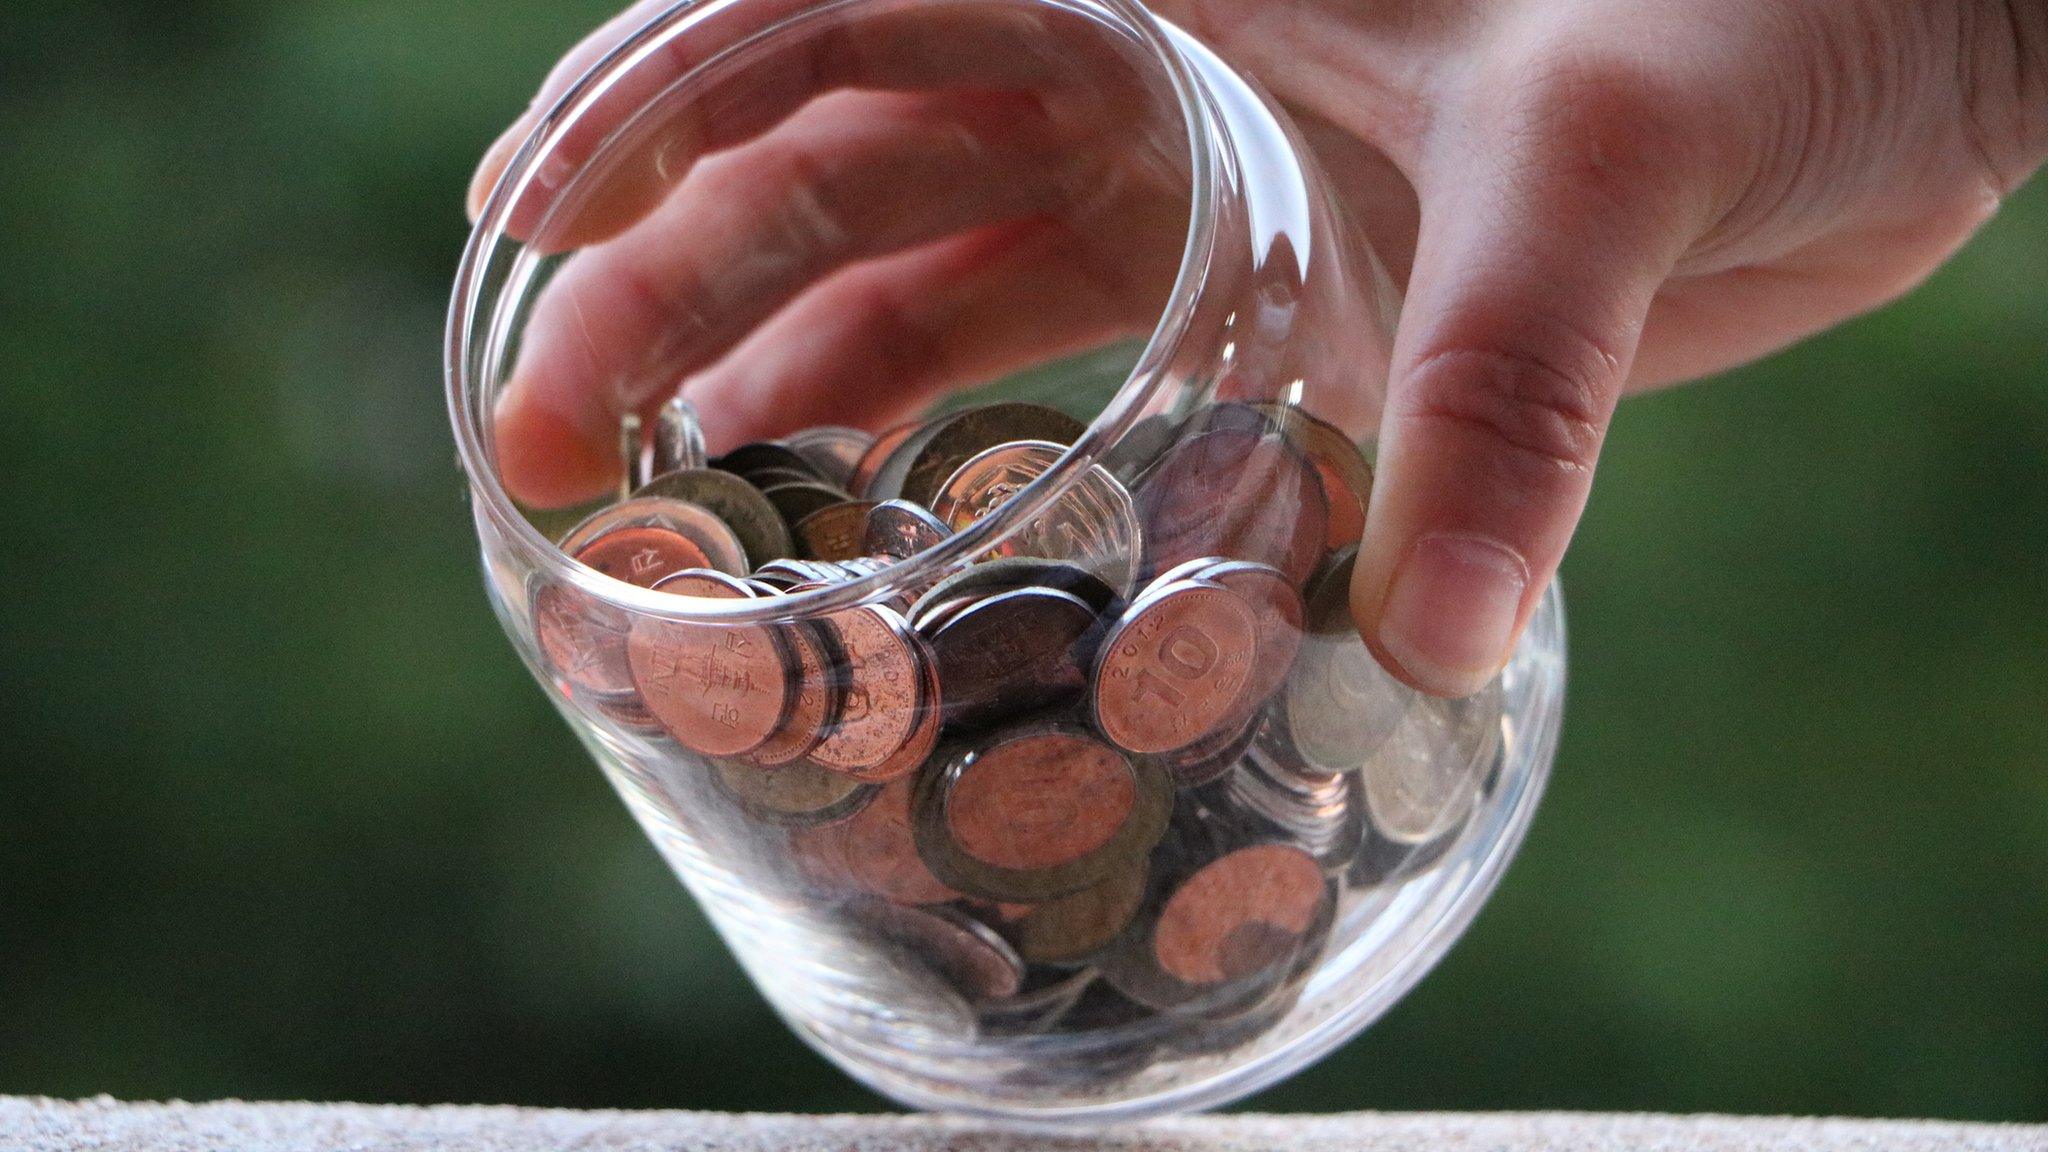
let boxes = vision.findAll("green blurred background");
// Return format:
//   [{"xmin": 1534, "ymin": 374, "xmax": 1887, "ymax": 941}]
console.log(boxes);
[{"xmin": 3, "ymin": 0, "xmax": 2043, "ymax": 1122}]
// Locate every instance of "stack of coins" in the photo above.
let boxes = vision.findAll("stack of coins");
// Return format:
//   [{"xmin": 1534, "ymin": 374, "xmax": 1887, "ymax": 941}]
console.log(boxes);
[{"xmin": 527, "ymin": 395, "xmax": 1506, "ymax": 1081}]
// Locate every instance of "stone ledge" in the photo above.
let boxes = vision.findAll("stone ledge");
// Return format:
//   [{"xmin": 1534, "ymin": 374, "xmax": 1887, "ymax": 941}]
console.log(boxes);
[{"xmin": 2, "ymin": 1098, "xmax": 2041, "ymax": 1152}]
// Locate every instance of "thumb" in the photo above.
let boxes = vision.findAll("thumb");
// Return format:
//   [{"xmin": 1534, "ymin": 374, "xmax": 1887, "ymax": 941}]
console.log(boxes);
[{"xmin": 1352, "ymin": 79, "xmax": 1711, "ymax": 696}]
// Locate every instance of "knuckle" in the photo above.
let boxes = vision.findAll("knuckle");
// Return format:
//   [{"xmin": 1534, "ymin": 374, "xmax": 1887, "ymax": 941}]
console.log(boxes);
[
  {"xmin": 735, "ymin": 140, "xmax": 855, "ymax": 267},
  {"xmin": 1403, "ymin": 335, "xmax": 1614, "ymax": 479},
  {"xmin": 1488, "ymin": 45, "xmax": 1714, "ymax": 203}
]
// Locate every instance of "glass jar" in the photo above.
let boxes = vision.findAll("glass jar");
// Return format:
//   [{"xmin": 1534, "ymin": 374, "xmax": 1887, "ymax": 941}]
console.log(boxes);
[{"xmin": 448, "ymin": 0, "xmax": 1564, "ymax": 1120}]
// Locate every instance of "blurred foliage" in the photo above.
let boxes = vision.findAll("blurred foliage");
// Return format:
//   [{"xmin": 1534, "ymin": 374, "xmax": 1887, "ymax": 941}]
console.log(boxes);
[{"xmin": 1, "ymin": 0, "xmax": 2043, "ymax": 1122}]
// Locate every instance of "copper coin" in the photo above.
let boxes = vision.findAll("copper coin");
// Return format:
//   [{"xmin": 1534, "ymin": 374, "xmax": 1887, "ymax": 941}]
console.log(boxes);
[
  {"xmin": 915, "ymin": 728, "xmax": 1172, "ymax": 903},
  {"xmin": 807, "ymin": 605, "xmax": 929, "ymax": 778},
  {"xmin": 532, "ymin": 583, "xmax": 634, "ymax": 696},
  {"xmin": 839, "ymin": 776, "xmax": 960, "ymax": 905},
  {"xmin": 854, "ymin": 653, "xmax": 944, "ymax": 785},
  {"xmin": 627, "ymin": 573, "xmax": 792, "ymax": 757},
  {"xmin": 1011, "ymin": 861, "xmax": 1150, "ymax": 966},
  {"xmin": 793, "ymin": 500, "xmax": 877, "ymax": 561},
  {"xmin": 1092, "ymin": 580, "xmax": 1258, "ymax": 755},
  {"xmin": 571, "ymin": 525, "xmax": 710, "ymax": 587},
  {"xmin": 1199, "ymin": 559, "xmax": 1306, "ymax": 717},
  {"xmin": 534, "ymin": 519, "xmax": 715, "ymax": 696},
  {"xmin": 1151, "ymin": 843, "xmax": 1327, "ymax": 986},
  {"xmin": 849, "ymin": 419, "xmax": 923, "ymax": 498},
  {"xmin": 737, "ymin": 623, "xmax": 841, "ymax": 768},
  {"xmin": 713, "ymin": 758, "xmax": 875, "ymax": 827},
  {"xmin": 856, "ymin": 899, "xmax": 1024, "ymax": 1001},
  {"xmin": 926, "ymin": 586, "xmax": 1098, "ymax": 730},
  {"xmin": 633, "ymin": 468, "xmax": 794, "ymax": 568},
  {"xmin": 945, "ymin": 729, "xmax": 1137, "ymax": 872},
  {"xmin": 1137, "ymin": 429, "xmax": 1328, "ymax": 590},
  {"xmin": 1248, "ymin": 401, "xmax": 1375, "ymax": 552},
  {"xmin": 862, "ymin": 499, "xmax": 951, "ymax": 560},
  {"xmin": 898, "ymin": 403, "xmax": 1088, "ymax": 510}
]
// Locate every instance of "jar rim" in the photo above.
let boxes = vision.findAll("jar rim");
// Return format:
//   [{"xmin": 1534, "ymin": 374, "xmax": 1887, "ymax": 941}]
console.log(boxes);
[{"xmin": 446, "ymin": 0, "xmax": 1222, "ymax": 622}]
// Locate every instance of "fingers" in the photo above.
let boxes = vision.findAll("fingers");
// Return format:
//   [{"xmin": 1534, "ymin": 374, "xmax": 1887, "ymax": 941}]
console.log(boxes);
[
  {"xmin": 496, "ymin": 209, "xmax": 1174, "ymax": 504},
  {"xmin": 493, "ymin": 89, "xmax": 1116, "ymax": 507},
  {"xmin": 468, "ymin": 1, "xmax": 1135, "ymax": 250},
  {"xmin": 682, "ymin": 205, "xmax": 1181, "ymax": 449},
  {"xmin": 1352, "ymin": 60, "xmax": 1720, "ymax": 696}
]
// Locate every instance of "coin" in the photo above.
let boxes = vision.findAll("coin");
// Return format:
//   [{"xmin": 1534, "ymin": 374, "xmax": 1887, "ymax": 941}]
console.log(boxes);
[
  {"xmin": 634, "ymin": 468, "xmax": 795, "ymax": 568},
  {"xmin": 946, "ymin": 730, "xmax": 1136, "ymax": 871},
  {"xmin": 618, "ymin": 411, "xmax": 643, "ymax": 500},
  {"xmin": 627, "ymin": 572, "xmax": 793, "ymax": 757},
  {"xmin": 1152, "ymin": 709, "xmax": 1263, "ymax": 789},
  {"xmin": 653, "ymin": 396, "xmax": 708, "ymax": 476},
  {"xmin": 1009, "ymin": 863, "xmax": 1150, "ymax": 966},
  {"xmin": 856, "ymin": 650, "xmax": 945, "ymax": 785},
  {"xmin": 1249, "ymin": 402, "xmax": 1375, "ymax": 551},
  {"xmin": 976, "ymin": 967, "xmax": 1097, "ymax": 1035},
  {"xmin": 713, "ymin": 441, "xmax": 822, "ymax": 481},
  {"xmin": 807, "ymin": 605, "xmax": 929, "ymax": 779},
  {"xmin": 931, "ymin": 440, "xmax": 1140, "ymax": 594},
  {"xmin": 713, "ymin": 758, "xmax": 875, "ymax": 827},
  {"xmin": 915, "ymin": 727, "xmax": 1172, "ymax": 903},
  {"xmin": 849, "ymin": 418, "xmax": 923, "ymax": 498},
  {"xmin": 1099, "ymin": 410, "xmax": 1181, "ymax": 480},
  {"xmin": 1212, "ymin": 743, "xmax": 1365, "ymax": 869},
  {"xmin": 1197, "ymin": 559, "xmax": 1305, "ymax": 717},
  {"xmin": 836, "ymin": 776, "xmax": 961, "ymax": 905},
  {"xmin": 783, "ymin": 425, "xmax": 873, "ymax": 488},
  {"xmin": 856, "ymin": 899, "xmax": 1025, "ymax": 1002},
  {"xmin": 1136, "ymin": 428, "xmax": 1327, "ymax": 590},
  {"xmin": 1284, "ymin": 551, "xmax": 1413, "ymax": 772},
  {"xmin": 737, "ymin": 623, "xmax": 841, "ymax": 769},
  {"xmin": 910, "ymin": 556, "xmax": 1119, "ymax": 623},
  {"xmin": 535, "ymin": 517, "xmax": 720, "ymax": 696},
  {"xmin": 925, "ymin": 585, "xmax": 1099, "ymax": 730},
  {"xmin": 862, "ymin": 499, "xmax": 951, "ymax": 560},
  {"xmin": 897, "ymin": 403, "xmax": 1088, "ymax": 509},
  {"xmin": 1092, "ymin": 579, "xmax": 1258, "ymax": 755},
  {"xmin": 1151, "ymin": 843, "xmax": 1328, "ymax": 985},
  {"xmin": 760, "ymin": 481, "xmax": 852, "ymax": 530},
  {"xmin": 1360, "ymin": 679, "xmax": 1502, "ymax": 844},
  {"xmin": 532, "ymin": 579, "xmax": 635, "ymax": 696},
  {"xmin": 791, "ymin": 501, "xmax": 876, "ymax": 561}
]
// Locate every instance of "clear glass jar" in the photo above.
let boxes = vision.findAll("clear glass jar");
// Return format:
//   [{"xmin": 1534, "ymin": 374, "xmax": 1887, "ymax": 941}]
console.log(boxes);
[{"xmin": 448, "ymin": 0, "xmax": 1563, "ymax": 1120}]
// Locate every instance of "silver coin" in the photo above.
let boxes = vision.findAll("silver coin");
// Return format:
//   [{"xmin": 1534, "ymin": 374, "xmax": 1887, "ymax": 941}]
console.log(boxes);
[
  {"xmin": 931, "ymin": 440, "xmax": 1140, "ymax": 596},
  {"xmin": 862, "ymin": 499, "xmax": 951, "ymax": 560},
  {"xmin": 618, "ymin": 411, "xmax": 643, "ymax": 501},
  {"xmin": 1282, "ymin": 550, "xmax": 1412, "ymax": 772},
  {"xmin": 634, "ymin": 467, "xmax": 795, "ymax": 568},
  {"xmin": 898, "ymin": 403, "xmax": 1088, "ymax": 509},
  {"xmin": 1359, "ymin": 678, "xmax": 1503, "ymax": 844},
  {"xmin": 782, "ymin": 425, "xmax": 874, "ymax": 488},
  {"xmin": 653, "ymin": 397, "xmax": 707, "ymax": 476}
]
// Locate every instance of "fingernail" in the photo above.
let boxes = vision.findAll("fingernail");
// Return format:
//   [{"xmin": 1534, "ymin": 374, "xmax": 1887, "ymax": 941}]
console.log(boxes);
[
  {"xmin": 1378, "ymin": 533, "xmax": 1528, "ymax": 697},
  {"xmin": 466, "ymin": 119, "xmax": 529, "ymax": 221}
]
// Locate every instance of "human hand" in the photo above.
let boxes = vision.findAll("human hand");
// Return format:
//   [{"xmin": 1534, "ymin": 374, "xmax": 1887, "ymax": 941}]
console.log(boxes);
[{"xmin": 470, "ymin": 0, "xmax": 2044, "ymax": 696}]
